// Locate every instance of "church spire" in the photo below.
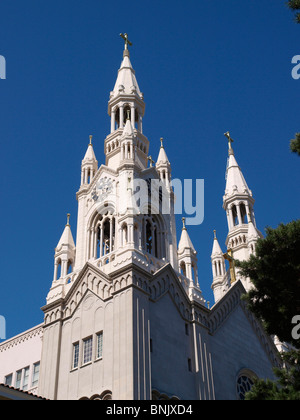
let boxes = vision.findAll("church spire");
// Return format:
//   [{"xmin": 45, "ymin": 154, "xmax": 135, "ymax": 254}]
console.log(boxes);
[
  {"xmin": 178, "ymin": 218, "xmax": 199, "ymax": 287},
  {"xmin": 156, "ymin": 137, "xmax": 171, "ymax": 185},
  {"xmin": 211, "ymin": 230, "xmax": 227, "ymax": 303},
  {"xmin": 105, "ymin": 34, "xmax": 148, "ymax": 170},
  {"xmin": 81, "ymin": 135, "xmax": 98, "ymax": 186},
  {"xmin": 222, "ymin": 132, "xmax": 262, "ymax": 292},
  {"xmin": 54, "ymin": 214, "xmax": 76, "ymax": 281}
]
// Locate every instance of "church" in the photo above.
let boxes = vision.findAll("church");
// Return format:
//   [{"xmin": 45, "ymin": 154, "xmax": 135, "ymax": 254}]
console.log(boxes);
[{"xmin": 0, "ymin": 35, "xmax": 280, "ymax": 401}]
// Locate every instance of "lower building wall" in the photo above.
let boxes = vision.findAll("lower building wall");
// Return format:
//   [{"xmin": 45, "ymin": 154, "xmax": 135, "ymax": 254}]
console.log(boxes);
[
  {"xmin": 210, "ymin": 304, "xmax": 276, "ymax": 400},
  {"xmin": 0, "ymin": 324, "xmax": 43, "ymax": 395}
]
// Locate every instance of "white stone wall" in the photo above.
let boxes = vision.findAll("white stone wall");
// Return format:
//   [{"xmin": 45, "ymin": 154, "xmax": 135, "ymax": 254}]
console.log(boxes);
[{"xmin": 0, "ymin": 324, "xmax": 43, "ymax": 394}]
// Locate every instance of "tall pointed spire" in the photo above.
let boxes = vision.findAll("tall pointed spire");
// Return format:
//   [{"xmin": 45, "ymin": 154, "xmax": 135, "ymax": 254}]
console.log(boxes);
[
  {"xmin": 56, "ymin": 214, "xmax": 76, "ymax": 250},
  {"xmin": 110, "ymin": 34, "xmax": 143, "ymax": 101},
  {"xmin": 224, "ymin": 132, "xmax": 252, "ymax": 197},
  {"xmin": 178, "ymin": 218, "xmax": 196, "ymax": 253},
  {"xmin": 211, "ymin": 230, "xmax": 223, "ymax": 257},
  {"xmin": 157, "ymin": 137, "xmax": 170, "ymax": 166}
]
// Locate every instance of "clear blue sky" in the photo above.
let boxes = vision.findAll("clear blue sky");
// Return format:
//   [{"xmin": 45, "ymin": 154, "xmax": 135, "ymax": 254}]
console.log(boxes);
[{"xmin": 0, "ymin": 0, "xmax": 299, "ymax": 340}]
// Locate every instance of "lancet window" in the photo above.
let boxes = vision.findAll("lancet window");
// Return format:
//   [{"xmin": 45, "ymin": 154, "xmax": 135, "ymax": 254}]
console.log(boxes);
[{"xmin": 89, "ymin": 214, "xmax": 116, "ymax": 260}]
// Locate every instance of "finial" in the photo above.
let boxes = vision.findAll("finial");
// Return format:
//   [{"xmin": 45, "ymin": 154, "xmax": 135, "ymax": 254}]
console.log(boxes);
[
  {"xmin": 89, "ymin": 135, "xmax": 93, "ymax": 145},
  {"xmin": 213, "ymin": 229, "xmax": 217, "ymax": 240},
  {"xmin": 160, "ymin": 137, "xmax": 164, "ymax": 149},
  {"xmin": 120, "ymin": 33, "xmax": 132, "ymax": 57},
  {"xmin": 207, "ymin": 301, "xmax": 210, "ymax": 309},
  {"xmin": 224, "ymin": 131, "xmax": 234, "ymax": 155},
  {"xmin": 66, "ymin": 213, "xmax": 71, "ymax": 227},
  {"xmin": 182, "ymin": 217, "xmax": 187, "ymax": 231}
]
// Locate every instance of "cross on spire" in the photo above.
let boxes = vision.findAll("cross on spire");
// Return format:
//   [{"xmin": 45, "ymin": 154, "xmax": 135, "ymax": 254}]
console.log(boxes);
[
  {"xmin": 120, "ymin": 33, "xmax": 133, "ymax": 51},
  {"xmin": 147, "ymin": 156, "xmax": 155, "ymax": 167},
  {"xmin": 224, "ymin": 131, "xmax": 234, "ymax": 155},
  {"xmin": 66, "ymin": 213, "xmax": 71, "ymax": 227}
]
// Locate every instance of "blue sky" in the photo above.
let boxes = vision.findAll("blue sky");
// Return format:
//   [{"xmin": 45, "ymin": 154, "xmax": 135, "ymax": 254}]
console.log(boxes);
[{"xmin": 0, "ymin": 0, "xmax": 299, "ymax": 340}]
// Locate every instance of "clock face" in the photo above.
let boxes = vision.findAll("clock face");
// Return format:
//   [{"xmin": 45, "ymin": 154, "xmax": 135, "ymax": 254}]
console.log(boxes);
[{"xmin": 92, "ymin": 178, "xmax": 113, "ymax": 203}]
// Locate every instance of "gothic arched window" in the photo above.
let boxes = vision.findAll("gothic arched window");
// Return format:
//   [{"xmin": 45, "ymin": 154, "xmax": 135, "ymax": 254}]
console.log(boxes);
[
  {"xmin": 232, "ymin": 205, "xmax": 239, "ymax": 226},
  {"xmin": 180, "ymin": 261, "xmax": 187, "ymax": 277},
  {"xmin": 236, "ymin": 370, "xmax": 257, "ymax": 400},
  {"xmin": 92, "ymin": 213, "xmax": 116, "ymax": 260},
  {"xmin": 240, "ymin": 203, "xmax": 247, "ymax": 224},
  {"xmin": 142, "ymin": 216, "xmax": 163, "ymax": 259}
]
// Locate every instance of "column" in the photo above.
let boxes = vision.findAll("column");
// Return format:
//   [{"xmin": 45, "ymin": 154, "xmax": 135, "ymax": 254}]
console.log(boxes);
[
  {"xmin": 100, "ymin": 223, "xmax": 104, "ymax": 258},
  {"xmin": 120, "ymin": 105, "xmax": 124, "ymax": 128},
  {"xmin": 53, "ymin": 261, "xmax": 58, "ymax": 281},
  {"xmin": 130, "ymin": 143, "xmax": 134, "ymax": 160},
  {"xmin": 131, "ymin": 105, "xmax": 135, "ymax": 128},
  {"xmin": 111, "ymin": 110, "xmax": 116, "ymax": 133},
  {"xmin": 228, "ymin": 208, "xmax": 233, "ymax": 230},
  {"xmin": 109, "ymin": 218, "xmax": 113, "ymax": 253}
]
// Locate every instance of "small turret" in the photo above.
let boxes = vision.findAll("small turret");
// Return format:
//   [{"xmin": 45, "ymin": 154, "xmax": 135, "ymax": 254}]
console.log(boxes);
[
  {"xmin": 211, "ymin": 230, "xmax": 227, "ymax": 303},
  {"xmin": 156, "ymin": 138, "xmax": 171, "ymax": 186},
  {"xmin": 54, "ymin": 214, "xmax": 76, "ymax": 281},
  {"xmin": 178, "ymin": 218, "xmax": 199, "ymax": 287},
  {"xmin": 81, "ymin": 136, "xmax": 98, "ymax": 186}
]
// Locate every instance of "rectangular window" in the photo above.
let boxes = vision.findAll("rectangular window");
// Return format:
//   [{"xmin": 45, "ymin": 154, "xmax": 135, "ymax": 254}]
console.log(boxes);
[
  {"xmin": 15, "ymin": 370, "xmax": 22, "ymax": 389},
  {"xmin": 32, "ymin": 362, "xmax": 40, "ymax": 387},
  {"xmin": 73, "ymin": 342, "xmax": 79, "ymax": 369},
  {"xmin": 96, "ymin": 332, "xmax": 103, "ymax": 359},
  {"xmin": 22, "ymin": 367, "xmax": 30, "ymax": 391},
  {"xmin": 83, "ymin": 337, "xmax": 93, "ymax": 364},
  {"xmin": 5, "ymin": 374, "xmax": 12, "ymax": 387}
]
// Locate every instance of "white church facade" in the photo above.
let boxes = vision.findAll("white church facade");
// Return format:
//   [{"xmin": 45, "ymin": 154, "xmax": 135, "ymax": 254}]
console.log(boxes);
[{"xmin": 0, "ymin": 37, "xmax": 280, "ymax": 400}]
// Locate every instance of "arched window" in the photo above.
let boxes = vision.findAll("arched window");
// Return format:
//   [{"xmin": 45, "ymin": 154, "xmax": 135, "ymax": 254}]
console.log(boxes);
[
  {"xmin": 141, "ymin": 214, "xmax": 165, "ymax": 260},
  {"xmin": 180, "ymin": 261, "xmax": 187, "ymax": 277},
  {"xmin": 240, "ymin": 203, "xmax": 247, "ymax": 224},
  {"xmin": 236, "ymin": 371, "xmax": 256, "ymax": 400},
  {"xmin": 67, "ymin": 260, "xmax": 73, "ymax": 275},
  {"xmin": 146, "ymin": 220, "xmax": 153, "ymax": 254},
  {"xmin": 122, "ymin": 223, "xmax": 128, "ymax": 246},
  {"xmin": 92, "ymin": 213, "xmax": 116, "ymax": 260},
  {"xmin": 55, "ymin": 259, "xmax": 62, "ymax": 280},
  {"xmin": 232, "ymin": 205, "xmax": 239, "ymax": 226}
]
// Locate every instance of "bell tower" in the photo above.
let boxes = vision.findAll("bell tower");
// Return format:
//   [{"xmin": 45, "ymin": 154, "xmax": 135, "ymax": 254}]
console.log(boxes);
[
  {"xmin": 223, "ymin": 132, "xmax": 261, "ymax": 264},
  {"xmin": 105, "ymin": 33, "xmax": 149, "ymax": 171}
]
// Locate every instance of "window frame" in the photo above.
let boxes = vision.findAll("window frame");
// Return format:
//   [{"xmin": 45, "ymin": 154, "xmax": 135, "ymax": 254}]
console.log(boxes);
[
  {"xmin": 96, "ymin": 331, "xmax": 104, "ymax": 361},
  {"xmin": 32, "ymin": 362, "xmax": 40, "ymax": 388},
  {"xmin": 72, "ymin": 341, "xmax": 80, "ymax": 370},
  {"xmin": 82, "ymin": 336, "xmax": 93, "ymax": 365},
  {"xmin": 22, "ymin": 366, "xmax": 30, "ymax": 391}
]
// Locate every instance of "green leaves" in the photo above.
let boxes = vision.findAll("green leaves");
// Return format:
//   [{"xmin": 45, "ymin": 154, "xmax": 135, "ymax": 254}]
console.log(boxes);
[
  {"xmin": 237, "ymin": 220, "xmax": 300, "ymax": 348},
  {"xmin": 287, "ymin": 0, "xmax": 300, "ymax": 23},
  {"xmin": 290, "ymin": 133, "xmax": 300, "ymax": 156}
]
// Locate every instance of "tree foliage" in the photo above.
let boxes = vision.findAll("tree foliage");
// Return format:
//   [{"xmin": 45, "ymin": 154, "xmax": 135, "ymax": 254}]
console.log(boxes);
[
  {"xmin": 287, "ymin": 0, "xmax": 300, "ymax": 23},
  {"xmin": 236, "ymin": 221, "xmax": 300, "ymax": 399},
  {"xmin": 237, "ymin": 220, "xmax": 300, "ymax": 348},
  {"xmin": 246, "ymin": 350, "xmax": 300, "ymax": 400},
  {"xmin": 290, "ymin": 133, "xmax": 300, "ymax": 156}
]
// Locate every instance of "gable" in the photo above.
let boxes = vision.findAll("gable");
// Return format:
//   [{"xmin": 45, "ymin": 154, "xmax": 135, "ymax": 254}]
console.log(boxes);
[{"xmin": 43, "ymin": 262, "xmax": 132, "ymax": 325}]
